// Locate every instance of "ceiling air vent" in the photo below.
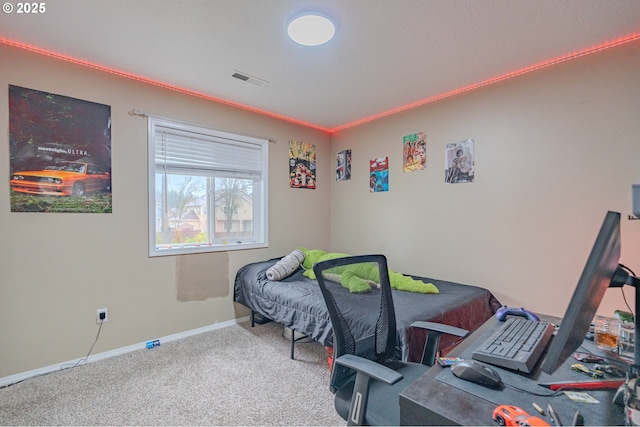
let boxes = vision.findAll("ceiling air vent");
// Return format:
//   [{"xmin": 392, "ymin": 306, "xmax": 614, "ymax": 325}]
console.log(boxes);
[{"xmin": 232, "ymin": 70, "xmax": 269, "ymax": 86}]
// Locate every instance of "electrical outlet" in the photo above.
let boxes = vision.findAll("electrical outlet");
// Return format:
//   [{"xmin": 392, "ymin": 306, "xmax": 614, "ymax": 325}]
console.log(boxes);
[{"xmin": 97, "ymin": 308, "xmax": 108, "ymax": 324}]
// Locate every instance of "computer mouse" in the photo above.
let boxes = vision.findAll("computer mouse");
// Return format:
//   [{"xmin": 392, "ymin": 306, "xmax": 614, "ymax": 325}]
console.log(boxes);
[{"xmin": 451, "ymin": 360, "xmax": 503, "ymax": 388}]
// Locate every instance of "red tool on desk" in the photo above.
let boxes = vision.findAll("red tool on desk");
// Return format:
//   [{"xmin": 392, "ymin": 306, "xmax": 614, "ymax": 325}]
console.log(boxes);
[{"xmin": 538, "ymin": 378, "xmax": 625, "ymax": 391}]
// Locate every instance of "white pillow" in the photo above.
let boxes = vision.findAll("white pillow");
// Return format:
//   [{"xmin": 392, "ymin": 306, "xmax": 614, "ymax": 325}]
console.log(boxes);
[{"xmin": 266, "ymin": 249, "xmax": 305, "ymax": 281}]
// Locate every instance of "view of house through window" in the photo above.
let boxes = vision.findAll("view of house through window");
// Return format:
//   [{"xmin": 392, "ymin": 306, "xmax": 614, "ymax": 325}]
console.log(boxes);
[
  {"xmin": 148, "ymin": 117, "xmax": 268, "ymax": 256},
  {"xmin": 155, "ymin": 175, "xmax": 256, "ymax": 245}
]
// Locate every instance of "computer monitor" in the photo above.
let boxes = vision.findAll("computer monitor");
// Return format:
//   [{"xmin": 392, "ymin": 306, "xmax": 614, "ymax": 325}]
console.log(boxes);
[{"xmin": 540, "ymin": 210, "xmax": 622, "ymax": 374}]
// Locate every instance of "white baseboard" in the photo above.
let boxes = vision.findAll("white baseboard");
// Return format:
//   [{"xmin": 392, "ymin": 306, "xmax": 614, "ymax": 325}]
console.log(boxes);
[{"xmin": 0, "ymin": 316, "xmax": 250, "ymax": 388}]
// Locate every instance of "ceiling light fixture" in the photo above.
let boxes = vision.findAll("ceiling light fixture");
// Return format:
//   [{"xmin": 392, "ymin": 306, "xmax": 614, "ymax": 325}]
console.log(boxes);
[{"xmin": 287, "ymin": 12, "xmax": 335, "ymax": 46}]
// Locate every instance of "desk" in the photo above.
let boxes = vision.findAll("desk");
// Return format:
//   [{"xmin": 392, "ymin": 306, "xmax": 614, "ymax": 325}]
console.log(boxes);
[{"xmin": 399, "ymin": 315, "xmax": 626, "ymax": 426}]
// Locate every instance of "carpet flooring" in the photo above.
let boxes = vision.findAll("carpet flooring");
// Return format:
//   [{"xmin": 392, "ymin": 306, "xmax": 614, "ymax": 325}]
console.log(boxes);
[{"xmin": 0, "ymin": 321, "xmax": 345, "ymax": 426}]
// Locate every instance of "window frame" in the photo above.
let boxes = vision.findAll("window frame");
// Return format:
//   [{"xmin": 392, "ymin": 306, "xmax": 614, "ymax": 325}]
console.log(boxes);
[{"xmin": 147, "ymin": 117, "xmax": 268, "ymax": 257}]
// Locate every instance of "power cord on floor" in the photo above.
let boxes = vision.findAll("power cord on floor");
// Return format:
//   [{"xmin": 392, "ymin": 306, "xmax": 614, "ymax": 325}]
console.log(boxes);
[
  {"xmin": 1, "ymin": 319, "xmax": 105, "ymax": 389},
  {"xmin": 60, "ymin": 319, "xmax": 104, "ymax": 369}
]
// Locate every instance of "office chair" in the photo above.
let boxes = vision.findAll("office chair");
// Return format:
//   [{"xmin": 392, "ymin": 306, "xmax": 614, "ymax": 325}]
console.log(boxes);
[{"xmin": 313, "ymin": 254, "xmax": 468, "ymax": 426}]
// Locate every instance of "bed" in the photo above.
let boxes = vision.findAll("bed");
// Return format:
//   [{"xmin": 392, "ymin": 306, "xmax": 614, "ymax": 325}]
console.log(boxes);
[{"xmin": 234, "ymin": 257, "xmax": 502, "ymax": 362}]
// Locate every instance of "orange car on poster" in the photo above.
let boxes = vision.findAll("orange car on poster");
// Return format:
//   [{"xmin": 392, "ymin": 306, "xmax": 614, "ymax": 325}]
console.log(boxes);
[{"xmin": 10, "ymin": 161, "xmax": 111, "ymax": 197}]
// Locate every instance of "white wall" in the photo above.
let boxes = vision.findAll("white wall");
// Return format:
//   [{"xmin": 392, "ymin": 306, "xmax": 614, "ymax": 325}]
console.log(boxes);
[
  {"xmin": 329, "ymin": 40, "xmax": 640, "ymax": 319},
  {"xmin": 0, "ymin": 44, "xmax": 331, "ymax": 378}
]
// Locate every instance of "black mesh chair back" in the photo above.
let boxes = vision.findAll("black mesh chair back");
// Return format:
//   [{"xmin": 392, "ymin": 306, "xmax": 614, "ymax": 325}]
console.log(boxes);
[
  {"xmin": 313, "ymin": 254, "xmax": 469, "ymax": 425},
  {"xmin": 314, "ymin": 254, "xmax": 396, "ymax": 391}
]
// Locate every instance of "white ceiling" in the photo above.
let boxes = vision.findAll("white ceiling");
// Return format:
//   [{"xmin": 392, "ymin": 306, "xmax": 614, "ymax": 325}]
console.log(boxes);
[{"xmin": 1, "ymin": 0, "xmax": 639, "ymax": 132}]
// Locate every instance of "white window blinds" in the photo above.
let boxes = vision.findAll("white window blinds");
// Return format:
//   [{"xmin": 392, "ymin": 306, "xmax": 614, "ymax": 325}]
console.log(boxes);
[{"xmin": 153, "ymin": 120, "xmax": 264, "ymax": 180}]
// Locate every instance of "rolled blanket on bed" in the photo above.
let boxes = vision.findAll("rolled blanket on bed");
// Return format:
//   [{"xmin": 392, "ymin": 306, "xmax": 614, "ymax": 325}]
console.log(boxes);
[{"xmin": 266, "ymin": 249, "xmax": 305, "ymax": 281}]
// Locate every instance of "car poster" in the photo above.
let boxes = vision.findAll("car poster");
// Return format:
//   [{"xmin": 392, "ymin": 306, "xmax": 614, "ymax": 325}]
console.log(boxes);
[
  {"xmin": 445, "ymin": 139, "xmax": 475, "ymax": 184},
  {"xmin": 8, "ymin": 85, "xmax": 112, "ymax": 212},
  {"xmin": 369, "ymin": 157, "xmax": 389, "ymax": 193},
  {"xmin": 402, "ymin": 132, "xmax": 426, "ymax": 172},
  {"xmin": 336, "ymin": 149, "xmax": 351, "ymax": 181},
  {"xmin": 288, "ymin": 140, "xmax": 316, "ymax": 189}
]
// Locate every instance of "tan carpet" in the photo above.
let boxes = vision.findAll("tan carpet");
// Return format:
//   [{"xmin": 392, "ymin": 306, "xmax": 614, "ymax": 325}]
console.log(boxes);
[{"xmin": 0, "ymin": 321, "xmax": 345, "ymax": 426}]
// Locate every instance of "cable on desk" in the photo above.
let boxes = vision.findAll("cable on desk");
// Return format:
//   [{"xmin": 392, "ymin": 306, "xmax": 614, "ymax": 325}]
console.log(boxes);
[{"xmin": 504, "ymin": 383, "xmax": 566, "ymax": 397}]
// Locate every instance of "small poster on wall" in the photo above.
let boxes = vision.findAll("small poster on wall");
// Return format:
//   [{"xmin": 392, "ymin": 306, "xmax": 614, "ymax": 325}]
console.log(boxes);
[
  {"xmin": 369, "ymin": 157, "xmax": 389, "ymax": 193},
  {"xmin": 8, "ymin": 85, "xmax": 112, "ymax": 213},
  {"xmin": 402, "ymin": 132, "xmax": 426, "ymax": 172},
  {"xmin": 336, "ymin": 149, "xmax": 351, "ymax": 181},
  {"xmin": 289, "ymin": 140, "xmax": 316, "ymax": 189},
  {"xmin": 445, "ymin": 139, "xmax": 475, "ymax": 184}
]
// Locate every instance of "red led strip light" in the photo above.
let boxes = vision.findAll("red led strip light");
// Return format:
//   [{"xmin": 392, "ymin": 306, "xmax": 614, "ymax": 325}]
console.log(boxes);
[
  {"xmin": 0, "ymin": 38, "xmax": 332, "ymax": 133},
  {"xmin": 2, "ymin": 33, "xmax": 640, "ymax": 134},
  {"xmin": 331, "ymin": 33, "xmax": 640, "ymax": 133}
]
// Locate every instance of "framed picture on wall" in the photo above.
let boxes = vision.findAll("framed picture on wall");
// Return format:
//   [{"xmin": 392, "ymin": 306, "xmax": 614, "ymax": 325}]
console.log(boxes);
[
  {"xmin": 445, "ymin": 139, "xmax": 475, "ymax": 184},
  {"xmin": 8, "ymin": 85, "xmax": 112, "ymax": 212},
  {"xmin": 336, "ymin": 149, "xmax": 351, "ymax": 181},
  {"xmin": 402, "ymin": 132, "xmax": 426, "ymax": 172},
  {"xmin": 370, "ymin": 157, "xmax": 389, "ymax": 192},
  {"xmin": 288, "ymin": 140, "xmax": 316, "ymax": 189}
]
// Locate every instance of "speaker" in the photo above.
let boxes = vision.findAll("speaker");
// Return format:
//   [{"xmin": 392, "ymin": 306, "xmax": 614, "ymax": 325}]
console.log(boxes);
[{"xmin": 633, "ymin": 184, "xmax": 640, "ymax": 217}]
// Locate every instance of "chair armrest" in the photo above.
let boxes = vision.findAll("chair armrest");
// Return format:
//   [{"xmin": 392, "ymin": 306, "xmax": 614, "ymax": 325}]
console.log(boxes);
[
  {"xmin": 410, "ymin": 321, "xmax": 469, "ymax": 338},
  {"xmin": 410, "ymin": 321, "xmax": 469, "ymax": 366},
  {"xmin": 334, "ymin": 354, "xmax": 403, "ymax": 385},
  {"xmin": 334, "ymin": 354, "xmax": 404, "ymax": 425}
]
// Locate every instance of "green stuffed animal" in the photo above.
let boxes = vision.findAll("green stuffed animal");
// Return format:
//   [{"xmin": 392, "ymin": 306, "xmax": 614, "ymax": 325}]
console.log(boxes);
[{"xmin": 298, "ymin": 248, "xmax": 439, "ymax": 294}]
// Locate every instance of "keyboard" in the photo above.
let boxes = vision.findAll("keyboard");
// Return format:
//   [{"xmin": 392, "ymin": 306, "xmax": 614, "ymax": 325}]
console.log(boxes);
[{"xmin": 472, "ymin": 317, "xmax": 554, "ymax": 373}]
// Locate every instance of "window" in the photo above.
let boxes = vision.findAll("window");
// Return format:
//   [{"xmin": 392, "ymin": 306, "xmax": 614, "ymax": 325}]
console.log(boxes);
[{"xmin": 148, "ymin": 117, "xmax": 268, "ymax": 256}]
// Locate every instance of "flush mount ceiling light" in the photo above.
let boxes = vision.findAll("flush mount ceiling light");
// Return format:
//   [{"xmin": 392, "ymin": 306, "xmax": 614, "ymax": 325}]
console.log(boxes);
[{"xmin": 287, "ymin": 12, "xmax": 335, "ymax": 46}]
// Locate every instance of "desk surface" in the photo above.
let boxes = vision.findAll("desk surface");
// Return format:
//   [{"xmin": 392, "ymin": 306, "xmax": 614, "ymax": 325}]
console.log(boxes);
[{"xmin": 399, "ymin": 315, "xmax": 627, "ymax": 426}]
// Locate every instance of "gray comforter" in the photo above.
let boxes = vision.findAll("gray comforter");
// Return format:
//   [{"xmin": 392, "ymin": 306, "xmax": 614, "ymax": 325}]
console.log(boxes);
[{"xmin": 234, "ymin": 258, "xmax": 502, "ymax": 361}]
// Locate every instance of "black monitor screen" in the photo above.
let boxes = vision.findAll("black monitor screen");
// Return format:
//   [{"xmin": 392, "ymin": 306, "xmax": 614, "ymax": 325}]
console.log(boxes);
[{"xmin": 540, "ymin": 211, "xmax": 621, "ymax": 374}]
